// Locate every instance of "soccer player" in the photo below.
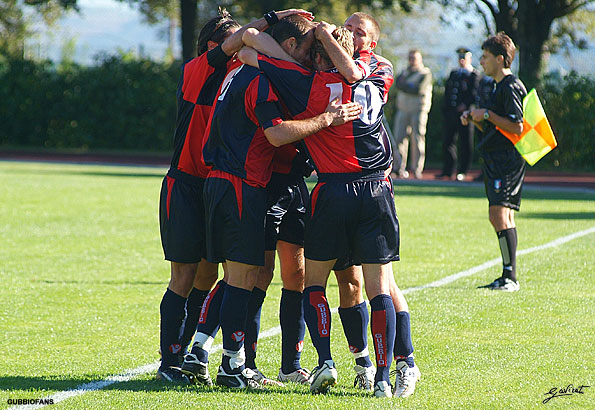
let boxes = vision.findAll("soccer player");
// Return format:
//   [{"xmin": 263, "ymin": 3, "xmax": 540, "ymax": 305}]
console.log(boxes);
[
  {"xmin": 239, "ymin": 17, "xmax": 323, "ymax": 385},
  {"xmin": 314, "ymin": 13, "xmax": 421, "ymax": 397},
  {"xmin": 185, "ymin": 14, "xmax": 362, "ymax": 390},
  {"xmin": 243, "ymin": 144, "xmax": 313, "ymax": 385},
  {"xmin": 239, "ymin": 23, "xmax": 400, "ymax": 398},
  {"xmin": 157, "ymin": 8, "xmax": 313, "ymax": 383},
  {"xmin": 461, "ymin": 32, "xmax": 527, "ymax": 292}
]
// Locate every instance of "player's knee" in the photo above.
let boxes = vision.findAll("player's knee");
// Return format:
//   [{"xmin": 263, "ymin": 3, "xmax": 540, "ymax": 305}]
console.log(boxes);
[
  {"xmin": 281, "ymin": 268, "xmax": 305, "ymax": 292},
  {"xmin": 169, "ymin": 264, "xmax": 197, "ymax": 296},
  {"xmin": 255, "ymin": 266, "xmax": 274, "ymax": 290}
]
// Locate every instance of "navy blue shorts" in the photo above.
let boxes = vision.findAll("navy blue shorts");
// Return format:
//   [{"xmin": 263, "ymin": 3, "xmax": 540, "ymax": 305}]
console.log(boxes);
[
  {"xmin": 159, "ymin": 168, "xmax": 206, "ymax": 264},
  {"xmin": 305, "ymin": 172, "xmax": 400, "ymax": 265},
  {"xmin": 203, "ymin": 170, "xmax": 267, "ymax": 266},
  {"xmin": 265, "ymin": 173, "xmax": 309, "ymax": 251},
  {"xmin": 481, "ymin": 148, "xmax": 526, "ymax": 211}
]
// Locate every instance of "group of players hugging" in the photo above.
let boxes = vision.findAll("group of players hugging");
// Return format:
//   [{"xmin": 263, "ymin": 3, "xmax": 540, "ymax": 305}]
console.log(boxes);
[{"xmin": 157, "ymin": 8, "xmax": 421, "ymax": 399}]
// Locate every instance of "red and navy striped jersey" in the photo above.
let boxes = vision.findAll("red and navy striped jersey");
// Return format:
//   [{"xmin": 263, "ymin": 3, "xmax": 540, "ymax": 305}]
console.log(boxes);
[
  {"xmin": 355, "ymin": 49, "xmax": 394, "ymax": 104},
  {"xmin": 202, "ymin": 64, "xmax": 284, "ymax": 188},
  {"xmin": 257, "ymin": 54, "xmax": 393, "ymax": 175},
  {"xmin": 170, "ymin": 45, "xmax": 238, "ymax": 178}
]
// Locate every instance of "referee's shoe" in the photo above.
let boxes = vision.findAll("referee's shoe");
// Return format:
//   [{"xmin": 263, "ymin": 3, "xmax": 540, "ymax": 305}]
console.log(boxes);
[{"xmin": 479, "ymin": 276, "xmax": 520, "ymax": 292}]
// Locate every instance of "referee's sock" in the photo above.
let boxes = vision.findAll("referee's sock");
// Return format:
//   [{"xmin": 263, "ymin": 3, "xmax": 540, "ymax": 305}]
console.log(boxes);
[
  {"xmin": 338, "ymin": 302, "xmax": 373, "ymax": 368},
  {"xmin": 497, "ymin": 227, "xmax": 518, "ymax": 282},
  {"xmin": 370, "ymin": 294, "xmax": 396, "ymax": 383},
  {"xmin": 303, "ymin": 286, "xmax": 332, "ymax": 366},
  {"xmin": 280, "ymin": 288, "xmax": 305, "ymax": 374},
  {"xmin": 159, "ymin": 288, "xmax": 186, "ymax": 369},
  {"xmin": 244, "ymin": 287, "xmax": 266, "ymax": 370},
  {"xmin": 180, "ymin": 287, "xmax": 209, "ymax": 353}
]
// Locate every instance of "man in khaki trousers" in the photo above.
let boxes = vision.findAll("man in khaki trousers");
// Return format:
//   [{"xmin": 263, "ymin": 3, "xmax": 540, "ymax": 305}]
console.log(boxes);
[{"xmin": 392, "ymin": 49, "xmax": 432, "ymax": 179}]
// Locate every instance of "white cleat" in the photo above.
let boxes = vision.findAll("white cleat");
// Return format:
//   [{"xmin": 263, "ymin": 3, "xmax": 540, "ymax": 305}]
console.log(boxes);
[
  {"xmin": 353, "ymin": 364, "xmax": 375, "ymax": 391},
  {"xmin": 250, "ymin": 368, "xmax": 284, "ymax": 387},
  {"xmin": 278, "ymin": 368, "xmax": 311, "ymax": 384},
  {"xmin": 374, "ymin": 380, "xmax": 393, "ymax": 398},
  {"xmin": 309, "ymin": 360, "xmax": 338, "ymax": 394},
  {"xmin": 393, "ymin": 361, "xmax": 421, "ymax": 398}
]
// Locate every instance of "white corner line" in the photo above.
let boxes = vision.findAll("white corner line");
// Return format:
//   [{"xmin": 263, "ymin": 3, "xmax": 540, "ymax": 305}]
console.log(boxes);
[{"xmin": 9, "ymin": 226, "xmax": 595, "ymax": 409}]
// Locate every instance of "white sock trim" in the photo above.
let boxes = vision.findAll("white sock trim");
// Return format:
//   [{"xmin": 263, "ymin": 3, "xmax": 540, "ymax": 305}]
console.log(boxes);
[
  {"xmin": 353, "ymin": 347, "xmax": 370, "ymax": 359},
  {"xmin": 193, "ymin": 333, "xmax": 214, "ymax": 352}
]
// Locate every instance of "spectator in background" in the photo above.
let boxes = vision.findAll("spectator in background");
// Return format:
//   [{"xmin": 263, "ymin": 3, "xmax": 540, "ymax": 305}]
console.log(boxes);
[
  {"xmin": 392, "ymin": 49, "xmax": 432, "ymax": 179},
  {"xmin": 437, "ymin": 47, "xmax": 479, "ymax": 181}
]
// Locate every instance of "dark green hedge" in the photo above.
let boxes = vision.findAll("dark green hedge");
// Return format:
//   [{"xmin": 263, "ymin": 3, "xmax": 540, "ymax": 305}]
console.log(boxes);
[
  {"xmin": 1, "ymin": 54, "xmax": 593, "ymax": 170},
  {"xmin": 0, "ymin": 55, "xmax": 179, "ymax": 151}
]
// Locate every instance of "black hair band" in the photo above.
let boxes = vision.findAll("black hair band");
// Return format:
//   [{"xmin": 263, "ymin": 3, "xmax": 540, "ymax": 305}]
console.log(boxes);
[{"xmin": 264, "ymin": 11, "xmax": 279, "ymax": 26}]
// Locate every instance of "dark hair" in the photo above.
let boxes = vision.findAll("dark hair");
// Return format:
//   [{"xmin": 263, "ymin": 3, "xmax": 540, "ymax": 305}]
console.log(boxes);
[
  {"xmin": 312, "ymin": 26, "xmax": 354, "ymax": 68},
  {"xmin": 351, "ymin": 12, "xmax": 380, "ymax": 43},
  {"xmin": 482, "ymin": 32, "xmax": 516, "ymax": 68},
  {"xmin": 269, "ymin": 15, "xmax": 314, "ymax": 48},
  {"xmin": 197, "ymin": 8, "xmax": 241, "ymax": 55}
]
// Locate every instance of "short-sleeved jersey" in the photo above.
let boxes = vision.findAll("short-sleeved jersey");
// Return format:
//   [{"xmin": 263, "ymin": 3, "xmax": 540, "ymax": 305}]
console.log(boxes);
[
  {"xmin": 478, "ymin": 74, "xmax": 527, "ymax": 152},
  {"xmin": 202, "ymin": 64, "xmax": 284, "ymax": 188},
  {"xmin": 257, "ymin": 54, "xmax": 393, "ymax": 176},
  {"xmin": 170, "ymin": 45, "xmax": 238, "ymax": 178}
]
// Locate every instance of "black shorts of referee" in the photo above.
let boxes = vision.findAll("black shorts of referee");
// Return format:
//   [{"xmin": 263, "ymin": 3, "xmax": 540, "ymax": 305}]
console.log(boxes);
[{"xmin": 481, "ymin": 148, "xmax": 526, "ymax": 211}]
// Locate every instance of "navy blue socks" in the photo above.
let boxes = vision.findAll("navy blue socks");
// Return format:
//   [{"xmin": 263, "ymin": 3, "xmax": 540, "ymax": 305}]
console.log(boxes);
[
  {"xmin": 303, "ymin": 286, "xmax": 332, "ymax": 366},
  {"xmin": 159, "ymin": 288, "xmax": 186, "ymax": 369},
  {"xmin": 339, "ymin": 301, "xmax": 373, "ymax": 368},
  {"xmin": 370, "ymin": 294, "xmax": 396, "ymax": 383},
  {"xmin": 180, "ymin": 287, "xmax": 209, "ymax": 353},
  {"xmin": 219, "ymin": 284, "xmax": 252, "ymax": 370},
  {"xmin": 394, "ymin": 311, "xmax": 415, "ymax": 367},
  {"xmin": 192, "ymin": 280, "xmax": 226, "ymax": 363},
  {"xmin": 244, "ymin": 287, "xmax": 266, "ymax": 369},
  {"xmin": 280, "ymin": 288, "xmax": 305, "ymax": 374}
]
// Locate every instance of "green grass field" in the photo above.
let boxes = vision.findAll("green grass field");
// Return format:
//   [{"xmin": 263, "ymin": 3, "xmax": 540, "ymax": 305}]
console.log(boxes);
[{"xmin": 1, "ymin": 161, "xmax": 593, "ymax": 409}]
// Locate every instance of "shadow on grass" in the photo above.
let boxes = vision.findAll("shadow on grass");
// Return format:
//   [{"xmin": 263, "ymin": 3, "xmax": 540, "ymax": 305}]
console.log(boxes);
[
  {"xmin": 105, "ymin": 379, "xmax": 368, "ymax": 398},
  {"xmin": 0, "ymin": 375, "xmax": 113, "ymax": 392},
  {"xmin": 521, "ymin": 211, "xmax": 595, "ymax": 220},
  {"xmin": 0, "ymin": 376, "xmax": 369, "ymax": 399}
]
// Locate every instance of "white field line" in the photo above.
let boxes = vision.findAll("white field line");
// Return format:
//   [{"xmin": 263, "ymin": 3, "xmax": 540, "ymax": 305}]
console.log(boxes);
[
  {"xmin": 402, "ymin": 226, "xmax": 595, "ymax": 293},
  {"xmin": 9, "ymin": 226, "xmax": 595, "ymax": 409}
]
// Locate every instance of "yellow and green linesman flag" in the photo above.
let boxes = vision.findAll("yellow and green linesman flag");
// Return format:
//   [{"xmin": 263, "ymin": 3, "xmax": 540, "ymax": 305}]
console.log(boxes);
[{"xmin": 496, "ymin": 88, "xmax": 557, "ymax": 166}]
